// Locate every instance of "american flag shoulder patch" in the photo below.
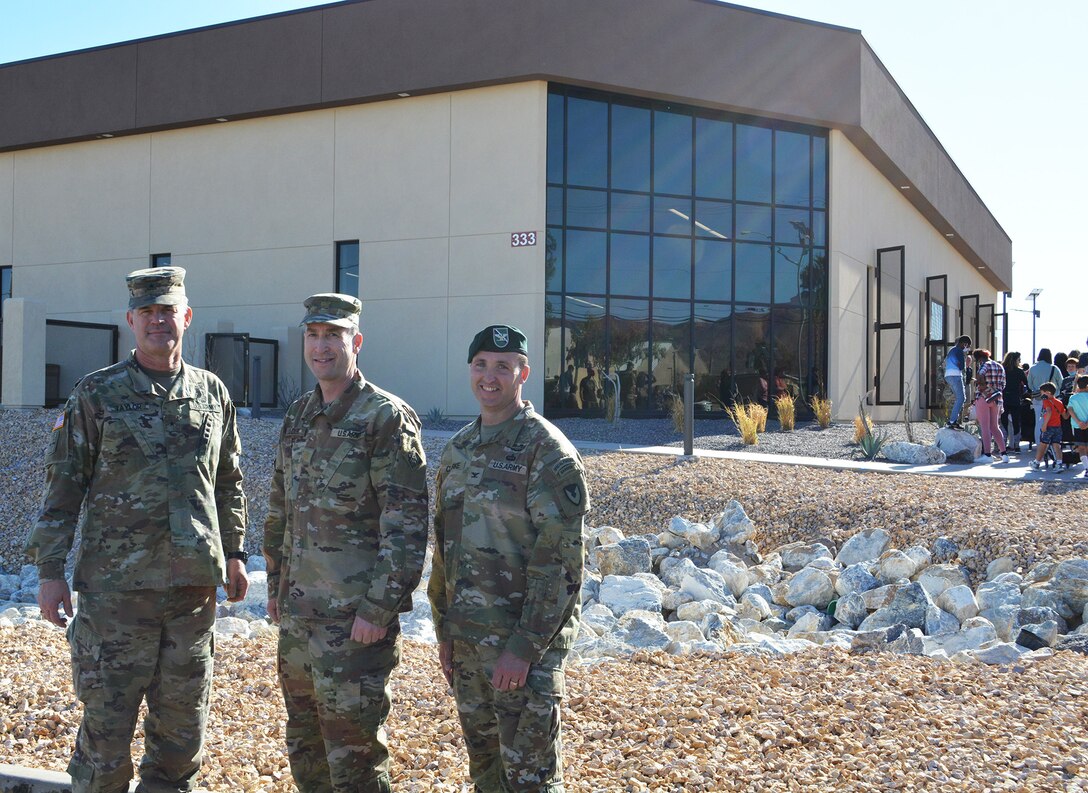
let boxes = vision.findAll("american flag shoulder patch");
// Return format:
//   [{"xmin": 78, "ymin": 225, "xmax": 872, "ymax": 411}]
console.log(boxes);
[{"xmin": 52, "ymin": 413, "xmax": 65, "ymax": 431}]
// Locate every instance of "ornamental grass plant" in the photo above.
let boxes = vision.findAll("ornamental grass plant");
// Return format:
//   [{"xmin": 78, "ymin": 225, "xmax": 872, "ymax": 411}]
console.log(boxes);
[
  {"xmin": 852, "ymin": 413, "xmax": 874, "ymax": 444},
  {"xmin": 774, "ymin": 393, "xmax": 796, "ymax": 432},
  {"xmin": 750, "ymin": 403, "xmax": 768, "ymax": 433},
  {"xmin": 726, "ymin": 402, "xmax": 761, "ymax": 445},
  {"xmin": 809, "ymin": 395, "xmax": 833, "ymax": 429}
]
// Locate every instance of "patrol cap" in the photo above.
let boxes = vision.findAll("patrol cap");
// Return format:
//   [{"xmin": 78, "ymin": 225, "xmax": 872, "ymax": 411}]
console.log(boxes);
[
  {"xmin": 300, "ymin": 293, "xmax": 361, "ymax": 328},
  {"xmin": 126, "ymin": 266, "xmax": 187, "ymax": 309},
  {"xmin": 467, "ymin": 325, "xmax": 528, "ymax": 363}
]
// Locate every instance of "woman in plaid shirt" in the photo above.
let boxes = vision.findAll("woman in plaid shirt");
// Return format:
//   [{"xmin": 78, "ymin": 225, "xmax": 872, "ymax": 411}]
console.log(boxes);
[{"xmin": 973, "ymin": 348, "xmax": 1009, "ymax": 463}]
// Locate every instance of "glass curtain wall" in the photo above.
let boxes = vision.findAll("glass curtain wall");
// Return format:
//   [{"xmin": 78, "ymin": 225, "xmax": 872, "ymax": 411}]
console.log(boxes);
[{"xmin": 544, "ymin": 86, "xmax": 828, "ymax": 417}]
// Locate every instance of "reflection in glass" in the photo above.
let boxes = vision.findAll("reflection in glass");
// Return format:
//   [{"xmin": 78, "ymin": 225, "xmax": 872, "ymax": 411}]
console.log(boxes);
[
  {"xmin": 695, "ymin": 117, "xmax": 732, "ymax": 199},
  {"xmin": 611, "ymin": 192, "xmax": 651, "ymax": 232},
  {"xmin": 653, "ymin": 236, "xmax": 691, "ymax": 300},
  {"xmin": 652, "ymin": 300, "xmax": 692, "ymax": 410},
  {"xmin": 775, "ymin": 130, "xmax": 811, "ymax": 206},
  {"xmin": 567, "ymin": 98, "xmax": 608, "ymax": 187},
  {"xmin": 610, "ymin": 233, "xmax": 650, "ymax": 297},
  {"xmin": 736, "ymin": 204, "xmax": 772, "ymax": 241},
  {"xmin": 654, "ymin": 197, "xmax": 692, "ymax": 236},
  {"xmin": 734, "ymin": 304, "xmax": 771, "ymax": 405},
  {"xmin": 774, "ymin": 246, "xmax": 803, "ymax": 307},
  {"xmin": 544, "ymin": 297, "xmax": 564, "ymax": 410},
  {"xmin": 812, "ymin": 210, "xmax": 827, "ymax": 247},
  {"xmin": 654, "ymin": 111, "xmax": 692, "ymax": 195},
  {"xmin": 609, "ymin": 298, "xmax": 650, "ymax": 411},
  {"xmin": 547, "ymin": 93, "xmax": 565, "ymax": 185},
  {"xmin": 545, "ymin": 230, "xmax": 563, "ymax": 293},
  {"xmin": 694, "ymin": 239, "xmax": 731, "ymax": 302},
  {"xmin": 694, "ymin": 200, "xmax": 732, "ymax": 240},
  {"xmin": 566, "ymin": 188, "xmax": 608, "ymax": 229},
  {"xmin": 564, "ymin": 295, "xmax": 607, "ymax": 413},
  {"xmin": 774, "ymin": 207, "xmax": 810, "ymax": 245},
  {"xmin": 736, "ymin": 124, "xmax": 772, "ymax": 203},
  {"xmin": 547, "ymin": 186, "xmax": 563, "ymax": 226},
  {"xmin": 735, "ymin": 243, "xmax": 772, "ymax": 304},
  {"xmin": 812, "ymin": 136, "xmax": 828, "ymax": 210},
  {"xmin": 612, "ymin": 104, "xmax": 651, "ymax": 192},
  {"xmin": 694, "ymin": 302, "xmax": 733, "ymax": 404},
  {"xmin": 565, "ymin": 230, "xmax": 606, "ymax": 294}
]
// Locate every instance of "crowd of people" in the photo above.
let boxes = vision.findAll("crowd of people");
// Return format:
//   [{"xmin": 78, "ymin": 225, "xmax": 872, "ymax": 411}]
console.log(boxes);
[{"xmin": 945, "ymin": 336, "xmax": 1088, "ymax": 476}]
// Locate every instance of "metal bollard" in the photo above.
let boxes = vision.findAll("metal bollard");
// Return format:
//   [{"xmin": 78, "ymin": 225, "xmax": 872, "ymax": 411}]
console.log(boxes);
[{"xmin": 683, "ymin": 373, "xmax": 695, "ymax": 456}]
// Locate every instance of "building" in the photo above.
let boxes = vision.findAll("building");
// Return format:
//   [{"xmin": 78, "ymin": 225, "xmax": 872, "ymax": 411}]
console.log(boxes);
[{"xmin": 0, "ymin": 0, "xmax": 1011, "ymax": 420}]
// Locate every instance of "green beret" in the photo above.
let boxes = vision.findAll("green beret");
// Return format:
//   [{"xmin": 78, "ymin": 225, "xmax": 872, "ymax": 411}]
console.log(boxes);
[
  {"xmin": 300, "ymin": 293, "xmax": 361, "ymax": 328},
  {"xmin": 126, "ymin": 266, "xmax": 187, "ymax": 309},
  {"xmin": 467, "ymin": 325, "xmax": 528, "ymax": 362}
]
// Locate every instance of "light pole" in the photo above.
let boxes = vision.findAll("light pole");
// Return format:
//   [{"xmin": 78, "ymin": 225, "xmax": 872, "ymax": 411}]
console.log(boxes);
[{"xmin": 1027, "ymin": 288, "xmax": 1042, "ymax": 358}]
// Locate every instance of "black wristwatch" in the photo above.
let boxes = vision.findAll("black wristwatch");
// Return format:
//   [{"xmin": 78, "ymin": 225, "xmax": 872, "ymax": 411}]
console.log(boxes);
[{"xmin": 226, "ymin": 551, "xmax": 249, "ymax": 563}]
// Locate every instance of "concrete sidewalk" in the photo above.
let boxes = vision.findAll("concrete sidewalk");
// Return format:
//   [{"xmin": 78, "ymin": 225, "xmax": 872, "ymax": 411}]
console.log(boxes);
[{"xmin": 424, "ymin": 429, "xmax": 1087, "ymax": 482}]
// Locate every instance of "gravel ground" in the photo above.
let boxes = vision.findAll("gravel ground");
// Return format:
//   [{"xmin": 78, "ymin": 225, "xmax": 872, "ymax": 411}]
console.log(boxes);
[{"xmin": 4, "ymin": 408, "xmax": 1088, "ymax": 790}]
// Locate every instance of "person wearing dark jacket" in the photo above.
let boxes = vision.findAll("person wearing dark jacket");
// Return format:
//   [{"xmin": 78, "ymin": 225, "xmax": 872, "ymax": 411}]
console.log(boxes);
[{"xmin": 1002, "ymin": 351, "xmax": 1028, "ymax": 452}]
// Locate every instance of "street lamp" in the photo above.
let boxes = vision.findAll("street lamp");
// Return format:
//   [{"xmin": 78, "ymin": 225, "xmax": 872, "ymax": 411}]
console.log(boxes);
[{"xmin": 1027, "ymin": 288, "xmax": 1042, "ymax": 357}]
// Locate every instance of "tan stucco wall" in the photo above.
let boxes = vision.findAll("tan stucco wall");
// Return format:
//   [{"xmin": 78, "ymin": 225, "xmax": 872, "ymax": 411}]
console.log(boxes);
[{"xmin": 828, "ymin": 130, "xmax": 997, "ymax": 422}]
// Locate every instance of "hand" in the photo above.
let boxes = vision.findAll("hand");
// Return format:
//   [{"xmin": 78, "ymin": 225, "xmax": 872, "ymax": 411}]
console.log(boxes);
[
  {"xmin": 438, "ymin": 640, "xmax": 454, "ymax": 687},
  {"xmin": 266, "ymin": 598, "xmax": 280, "ymax": 624},
  {"xmin": 491, "ymin": 650, "xmax": 530, "ymax": 692},
  {"xmin": 38, "ymin": 578, "xmax": 73, "ymax": 628},
  {"xmin": 350, "ymin": 616, "xmax": 388, "ymax": 644},
  {"xmin": 225, "ymin": 559, "xmax": 249, "ymax": 603}
]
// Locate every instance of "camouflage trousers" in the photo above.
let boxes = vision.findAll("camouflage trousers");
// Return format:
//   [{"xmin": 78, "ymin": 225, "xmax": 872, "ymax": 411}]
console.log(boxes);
[
  {"xmin": 450, "ymin": 641, "xmax": 566, "ymax": 793},
  {"xmin": 66, "ymin": 587, "xmax": 216, "ymax": 793},
  {"xmin": 277, "ymin": 615, "xmax": 400, "ymax": 793}
]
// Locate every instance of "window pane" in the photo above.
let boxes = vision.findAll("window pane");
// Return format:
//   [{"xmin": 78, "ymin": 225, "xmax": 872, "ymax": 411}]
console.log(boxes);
[
  {"xmin": 812, "ymin": 135, "xmax": 828, "ymax": 210},
  {"xmin": 547, "ymin": 92, "xmax": 565, "ymax": 185},
  {"xmin": 610, "ymin": 233, "xmax": 649, "ymax": 297},
  {"xmin": 654, "ymin": 196, "xmax": 692, "ymax": 236},
  {"xmin": 694, "ymin": 200, "xmax": 732, "ymax": 240},
  {"xmin": 609, "ymin": 298, "xmax": 650, "ymax": 411},
  {"xmin": 695, "ymin": 117, "xmax": 732, "ymax": 199},
  {"xmin": 694, "ymin": 239, "xmax": 731, "ymax": 302},
  {"xmin": 545, "ymin": 229, "xmax": 563, "ymax": 293},
  {"xmin": 812, "ymin": 210, "xmax": 827, "ymax": 246},
  {"xmin": 774, "ymin": 207, "xmax": 811, "ymax": 244},
  {"xmin": 651, "ymin": 300, "xmax": 692, "ymax": 410},
  {"xmin": 567, "ymin": 97, "xmax": 608, "ymax": 188},
  {"xmin": 611, "ymin": 192, "xmax": 650, "ymax": 232},
  {"xmin": 336, "ymin": 241, "xmax": 359, "ymax": 296},
  {"xmin": 565, "ymin": 230, "xmax": 606, "ymax": 294},
  {"xmin": 736, "ymin": 124, "xmax": 772, "ymax": 203},
  {"xmin": 652, "ymin": 236, "xmax": 691, "ymax": 300},
  {"xmin": 612, "ymin": 104, "xmax": 651, "ymax": 192},
  {"xmin": 544, "ymin": 297, "xmax": 565, "ymax": 410},
  {"xmin": 694, "ymin": 302, "xmax": 733, "ymax": 404},
  {"xmin": 771, "ymin": 302, "xmax": 807, "ymax": 403},
  {"xmin": 151, "ymin": 253, "xmax": 171, "ymax": 268},
  {"xmin": 566, "ymin": 188, "xmax": 608, "ymax": 229},
  {"xmin": 735, "ymin": 242, "xmax": 772, "ymax": 304},
  {"xmin": 774, "ymin": 246, "xmax": 803, "ymax": 307},
  {"xmin": 565, "ymin": 295, "xmax": 607, "ymax": 413},
  {"xmin": 734, "ymin": 304, "xmax": 771, "ymax": 405},
  {"xmin": 775, "ymin": 130, "xmax": 811, "ymax": 206},
  {"xmin": 736, "ymin": 204, "xmax": 772, "ymax": 242},
  {"xmin": 653, "ymin": 110, "xmax": 692, "ymax": 195},
  {"xmin": 547, "ymin": 186, "xmax": 563, "ymax": 226}
]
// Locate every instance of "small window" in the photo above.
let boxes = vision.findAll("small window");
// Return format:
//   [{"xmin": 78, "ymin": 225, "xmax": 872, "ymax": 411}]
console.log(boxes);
[
  {"xmin": 150, "ymin": 253, "xmax": 171, "ymax": 268},
  {"xmin": 336, "ymin": 241, "xmax": 359, "ymax": 297}
]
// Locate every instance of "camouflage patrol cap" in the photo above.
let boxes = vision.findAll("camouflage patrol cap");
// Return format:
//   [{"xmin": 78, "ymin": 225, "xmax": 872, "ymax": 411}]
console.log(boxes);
[
  {"xmin": 126, "ymin": 266, "xmax": 187, "ymax": 309},
  {"xmin": 467, "ymin": 325, "xmax": 528, "ymax": 362},
  {"xmin": 300, "ymin": 293, "xmax": 361, "ymax": 328}
]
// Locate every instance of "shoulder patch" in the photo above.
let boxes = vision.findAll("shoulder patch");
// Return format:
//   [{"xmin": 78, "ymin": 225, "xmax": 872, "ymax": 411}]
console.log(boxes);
[
  {"xmin": 52, "ymin": 413, "xmax": 66, "ymax": 431},
  {"xmin": 563, "ymin": 483, "xmax": 583, "ymax": 506}
]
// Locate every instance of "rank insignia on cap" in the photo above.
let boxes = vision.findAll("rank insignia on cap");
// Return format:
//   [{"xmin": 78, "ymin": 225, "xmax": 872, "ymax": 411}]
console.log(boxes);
[
  {"xmin": 52, "ymin": 413, "xmax": 65, "ymax": 431},
  {"xmin": 563, "ymin": 483, "xmax": 582, "ymax": 505},
  {"xmin": 493, "ymin": 327, "xmax": 509, "ymax": 348}
]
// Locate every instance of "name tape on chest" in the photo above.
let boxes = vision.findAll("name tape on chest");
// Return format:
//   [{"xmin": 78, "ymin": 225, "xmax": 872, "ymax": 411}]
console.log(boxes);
[
  {"xmin": 488, "ymin": 459, "xmax": 527, "ymax": 476},
  {"xmin": 332, "ymin": 428, "xmax": 363, "ymax": 439}
]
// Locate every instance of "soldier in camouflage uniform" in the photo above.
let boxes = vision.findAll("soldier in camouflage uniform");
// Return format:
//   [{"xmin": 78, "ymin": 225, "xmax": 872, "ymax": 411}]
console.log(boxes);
[
  {"xmin": 263, "ymin": 293, "xmax": 428, "ymax": 793},
  {"xmin": 429, "ymin": 325, "xmax": 588, "ymax": 793},
  {"xmin": 26, "ymin": 266, "xmax": 249, "ymax": 793}
]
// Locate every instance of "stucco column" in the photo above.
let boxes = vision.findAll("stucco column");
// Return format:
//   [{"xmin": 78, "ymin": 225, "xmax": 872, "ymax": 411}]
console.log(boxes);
[{"xmin": 1, "ymin": 298, "xmax": 47, "ymax": 409}]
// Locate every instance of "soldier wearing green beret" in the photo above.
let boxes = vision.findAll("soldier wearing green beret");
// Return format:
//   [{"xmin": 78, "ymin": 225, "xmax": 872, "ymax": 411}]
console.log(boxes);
[
  {"xmin": 27, "ymin": 266, "xmax": 249, "ymax": 792},
  {"xmin": 263, "ymin": 293, "xmax": 428, "ymax": 792},
  {"xmin": 429, "ymin": 324, "xmax": 589, "ymax": 792}
]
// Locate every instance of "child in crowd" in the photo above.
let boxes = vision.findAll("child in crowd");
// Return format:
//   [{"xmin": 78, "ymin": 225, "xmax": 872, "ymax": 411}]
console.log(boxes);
[
  {"xmin": 1068, "ymin": 375, "xmax": 1088, "ymax": 478},
  {"xmin": 1031, "ymin": 382, "xmax": 1068, "ymax": 471}
]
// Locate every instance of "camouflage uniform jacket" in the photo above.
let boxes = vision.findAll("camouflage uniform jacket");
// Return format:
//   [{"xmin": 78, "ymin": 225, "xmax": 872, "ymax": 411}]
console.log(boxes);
[
  {"xmin": 26, "ymin": 352, "xmax": 247, "ymax": 590},
  {"xmin": 263, "ymin": 373, "xmax": 428, "ymax": 625},
  {"xmin": 428, "ymin": 401, "xmax": 588, "ymax": 664}
]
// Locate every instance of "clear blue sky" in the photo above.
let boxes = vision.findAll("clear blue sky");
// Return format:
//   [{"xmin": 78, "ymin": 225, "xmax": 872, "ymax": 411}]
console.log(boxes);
[{"xmin": 2, "ymin": 1, "xmax": 1083, "ymax": 359}]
